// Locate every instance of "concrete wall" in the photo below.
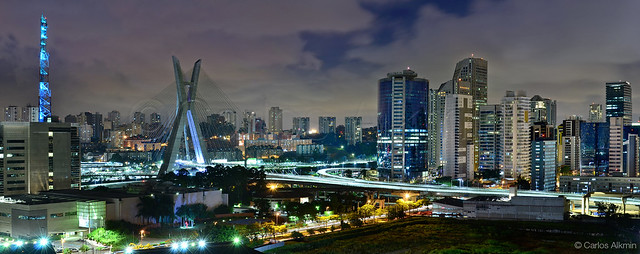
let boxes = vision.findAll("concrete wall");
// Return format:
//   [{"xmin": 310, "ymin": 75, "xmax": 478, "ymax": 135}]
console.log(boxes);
[{"xmin": 464, "ymin": 196, "xmax": 566, "ymax": 221}]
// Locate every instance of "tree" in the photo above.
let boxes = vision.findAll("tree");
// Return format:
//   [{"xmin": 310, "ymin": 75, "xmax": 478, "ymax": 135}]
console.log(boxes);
[
  {"xmin": 357, "ymin": 204, "xmax": 375, "ymax": 221},
  {"xmin": 306, "ymin": 228, "xmax": 316, "ymax": 235},
  {"xmin": 291, "ymin": 231, "xmax": 304, "ymax": 240},
  {"xmin": 254, "ymin": 198, "xmax": 271, "ymax": 217},
  {"xmin": 136, "ymin": 194, "xmax": 175, "ymax": 225},
  {"xmin": 80, "ymin": 245, "xmax": 91, "ymax": 253},
  {"xmin": 387, "ymin": 204, "xmax": 406, "ymax": 220},
  {"xmin": 559, "ymin": 165, "xmax": 573, "ymax": 176},
  {"xmin": 87, "ymin": 228, "xmax": 124, "ymax": 246},
  {"xmin": 516, "ymin": 176, "xmax": 531, "ymax": 190},
  {"xmin": 176, "ymin": 203, "xmax": 209, "ymax": 224},
  {"xmin": 595, "ymin": 202, "xmax": 619, "ymax": 218}
]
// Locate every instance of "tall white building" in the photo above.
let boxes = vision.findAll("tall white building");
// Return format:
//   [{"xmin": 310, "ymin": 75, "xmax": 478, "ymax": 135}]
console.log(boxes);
[
  {"xmin": 242, "ymin": 111, "xmax": 256, "ymax": 134},
  {"xmin": 501, "ymin": 91, "xmax": 531, "ymax": 180},
  {"xmin": 345, "ymin": 117, "xmax": 362, "ymax": 145},
  {"xmin": 442, "ymin": 94, "xmax": 474, "ymax": 181},
  {"xmin": 588, "ymin": 103, "xmax": 603, "ymax": 122},
  {"xmin": 221, "ymin": 109, "xmax": 237, "ymax": 130}
]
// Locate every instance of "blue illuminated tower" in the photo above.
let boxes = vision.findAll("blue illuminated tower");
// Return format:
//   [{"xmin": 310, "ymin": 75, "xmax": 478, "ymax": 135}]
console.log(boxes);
[
  {"xmin": 39, "ymin": 15, "xmax": 51, "ymax": 122},
  {"xmin": 159, "ymin": 57, "xmax": 210, "ymax": 175}
]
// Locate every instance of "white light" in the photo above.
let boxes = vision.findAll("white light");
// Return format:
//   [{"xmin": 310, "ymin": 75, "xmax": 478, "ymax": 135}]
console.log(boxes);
[
  {"xmin": 171, "ymin": 243, "xmax": 179, "ymax": 250},
  {"xmin": 180, "ymin": 241, "xmax": 188, "ymax": 249},
  {"xmin": 125, "ymin": 247, "xmax": 133, "ymax": 254},
  {"xmin": 2, "ymin": 242, "xmax": 9, "ymax": 248},
  {"xmin": 198, "ymin": 240, "xmax": 206, "ymax": 248},
  {"xmin": 15, "ymin": 241, "xmax": 24, "ymax": 247},
  {"xmin": 39, "ymin": 238, "xmax": 49, "ymax": 246}
]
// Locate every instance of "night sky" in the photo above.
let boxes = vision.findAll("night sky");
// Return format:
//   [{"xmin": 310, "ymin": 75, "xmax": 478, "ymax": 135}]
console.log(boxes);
[{"xmin": 2, "ymin": 0, "xmax": 640, "ymax": 128}]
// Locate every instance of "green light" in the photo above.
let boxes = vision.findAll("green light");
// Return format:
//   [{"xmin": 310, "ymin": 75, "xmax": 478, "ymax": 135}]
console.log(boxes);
[{"xmin": 233, "ymin": 237, "xmax": 241, "ymax": 245}]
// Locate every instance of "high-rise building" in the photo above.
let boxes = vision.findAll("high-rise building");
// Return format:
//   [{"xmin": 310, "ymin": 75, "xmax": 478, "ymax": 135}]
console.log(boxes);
[
  {"xmin": 21, "ymin": 106, "xmax": 39, "ymax": 122},
  {"xmin": 562, "ymin": 117, "xmax": 584, "ymax": 173},
  {"xmin": 221, "ymin": 110, "xmax": 237, "ymax": 130},
  {"xmin": 150, "ymin": 112, "xmax": 161, "ymax": 124},
  {"xmin": 318, "ymin": 117, "xmax": 336, "ymax": 134},
  {"xmin": 107, "ymin": 110, "xmax": 121, "ymax": 127},
  {"xmin": 345, "ymin": 117, "xmax": 362, "ymax": 145},
  {"xmin": 625, "ymin": 134, "xmax": 639, "ymax": 177},
  {"xmin": 501, "ymin": 91, "xmax": 531, "ymax": 180},
  {"xmin": 242, "ymin": 111, "xmax": 256, "ymax": 134},
  {"xmin": 530, "ymin": 95, "xmax": 557, "ymax": 126},
  {"xmin": 580, "ymin": 122, "xmax": 609, "ymax": 176},
  {"xmin": 38, "ymin": 15, "xmax": 52, "ymax": 122},
  {"xmin": 255, "ymin": 117, "xmax": 266, "ymax": 135},
  {"xmin": 442, "ymin": 94, "xmax": 474, "ymax": 181},
  {"xmin": 92, "ymin": 112, "xmax": 103, "ymax": 142},
  {"xmin": 0, "ymin": 122, "xmax": 80, "ymax": 195},
  {"xmin": 4, "ymin": 106, "xmax": 20, "ymax": 122},
  {"xmin": 133, "ymin": 112, "xmax": 145, "ymax": 125},
  {"xmin": 478, "ymin": 104, "xmax": 502, "ymax": 177},
  {"xmin": 377, "ymin": 69, "xmax": 428, "ymax": 180},
  {"xmin": 606, "ymin": 81, "xmax": 632, "ymax": 126},
  {"xmin": 609, "ymin": 117, "xmax": 624, "ymax": 175},
  {"xmin": 268, "ymin": 107, "xmax": 283, "ymax": 134},
  {"xmin": 452, "ymin": 57, "xmax": 488, "ymax": 172},
  {"xmin": 64, "ymin": 114, "xmax": 77, "ymax": 124},
  {"xmin": 530, "ymin": 122, "xmax": 556, "ymax": 191},
  {"xmin": 589, "ymin": 103, "xmax": 603, "ymax": 122},
  {"xmin": 292, "ymin": 117, "xmax": 310, "ymax": 136}
]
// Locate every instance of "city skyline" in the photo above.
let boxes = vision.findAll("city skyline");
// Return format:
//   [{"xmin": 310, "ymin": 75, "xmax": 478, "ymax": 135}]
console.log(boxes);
[{"xmin": 3, "ymin": 1, "xmax": 640, "ymax": 129}]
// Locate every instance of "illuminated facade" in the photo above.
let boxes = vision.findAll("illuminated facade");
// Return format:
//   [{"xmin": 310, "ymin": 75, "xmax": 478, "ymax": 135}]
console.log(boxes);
[
  {"xmin": 500, "ymin": 91, "xmax": 531, "ymax": 180},
  {"xmin": 159, "ymin": 57, "xmax": 210, "ymax": 175},
  {"xmin": 39, "ymin": 15, "xmax": 52, "ymax": 122},
  {"xmin": 377, "ymin": 69, "xmax": 428, "ymax": 180},
  {"xmin": 605, "ymin": 81, "xmax": 632, "ymax": 126}
]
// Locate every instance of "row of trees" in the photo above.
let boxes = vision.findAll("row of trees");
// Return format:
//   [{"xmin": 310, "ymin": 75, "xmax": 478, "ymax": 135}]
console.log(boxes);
[{"xmin": 160, "ymin": 165, "xmax": 267, "ymax": 206}]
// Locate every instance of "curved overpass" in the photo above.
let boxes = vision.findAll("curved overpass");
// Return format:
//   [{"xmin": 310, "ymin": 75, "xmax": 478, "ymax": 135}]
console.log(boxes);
[{"xmin": 266, "ymin": 168, "xmax": 640, "ymax": 206}]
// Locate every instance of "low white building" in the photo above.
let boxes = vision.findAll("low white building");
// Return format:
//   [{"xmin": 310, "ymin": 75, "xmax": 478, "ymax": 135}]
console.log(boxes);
[{"xmin": 0, "ymin": 195, "xmax": 85, "ymax": 238}]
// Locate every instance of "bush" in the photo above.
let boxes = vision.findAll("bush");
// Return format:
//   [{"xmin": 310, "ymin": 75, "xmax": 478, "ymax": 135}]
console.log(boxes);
[
  {"xmin": 306, "ymin": 228, "xmax": 316, "ymax": 235},
  {"xmin": 340, "ymin": 221, "xmax": 351, "ymax": 230},
  {"xmin": 214, "ymin": 204, "xmax": 232, "ymax": 214},
  {"xmin": 291, "ymin": 231, "xmax": 304, "ymax": 240},
  {"xmin": 316, "ymin": 227, "xmax": 327, "ymax": 233}
]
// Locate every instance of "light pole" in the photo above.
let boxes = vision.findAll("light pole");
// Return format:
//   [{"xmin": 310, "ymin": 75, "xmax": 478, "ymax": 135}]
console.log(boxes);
[{"xmin": 140, "ymin": 230, "xmax": 144, "ymax": 242}]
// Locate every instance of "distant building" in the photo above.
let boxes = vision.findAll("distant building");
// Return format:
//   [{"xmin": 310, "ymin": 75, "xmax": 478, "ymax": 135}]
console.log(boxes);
[
  {"xmin": 318, "ymin": 116, "xmax": 336, "ymax": 134},
  {"xmin": 268, "ymin": 107, "xmax": 283, "ymax": 134},
  {"xmin": 531, "ymin": 122, "xmax": 556, "ymax": 191},
  {"xmin": 562, "ymin": 117, "xmax": 584, "ymax": 173},
  {"xmin": 292, "ymin": 117, "xmax": 310, "ymax": 136},
  {"xmin": 501, "ymin": 91, "xmax": 531, "ymax": 180},
  {"xmin": 64, "ymin": 114, "xmax": 77, "ymax": 123},
  {"xmin": 133, "ymin": 111, "xmax": 145, "ymax": 125},
  {"xmin": 0, "ymin": 122, "xmax": 81, "ymax": 196},
  {"xmin": 580, "ymin": 122, "xmax": 609, "ymax": 176},
  {"xmin": 588, "ymin": 103, "xmax": 603, "ymax": 122},
  {"xmin": 625, "ymin": 134, "xmax": 639, "ymax": 177},
  {"xmin": 242, "ymin": 111, "xmax": 256, "ymax": 134},
  {"xmin": 0, "ymin": 195, "xmax": 83, "ymax": 238},
  {"xmin": 107, "ymin": 110, "xmax": 121, "ymax": 127},
  {"xmin": 377, "ymin": 69, "xmax": 429, "ymax": 180},
  {"xmin": 530, "ymin": 95, "xmax": 557, "ymax": 126},
  {"xmin": 150, "ymin": 112, "xmax": 161, "ymax": 124},
  {"xmin": 609, "ymin": 117, "xmax": 624, "ymax": 175},
  {"xmin": 442, "ymin": 94, "xmax": 474, "ymax": 181},
  {"xmin": 221, "ymin": 109, "xmax": 237, "ymax": 130},
  {"xmin": 4, "ymin": 106, "xmax": 20, "ymax": 122},
  {"xmin": 244, "ymin": 139, "xmax": 312, "ymax": 152},
  {"xmin": 478, "ymin": 104, "xmax": 502, "ymax": 177},
  {"xmin": 344, "ymin": 116, "xmax": 362, "ymax": 145},
  {"xmin": 21, "ymin": 105, "xmax": 39, "ymax": 122},
  {"xmin": 255, "ymin": 117, "xmax": 266, "ymax": 135},
  {"xmin": 605, "ymin": 81, "xmax": 632, "ymax": 126},
  {"xmin": 296, "ymin": 144, "xmax": 324, "ymax": 156}
]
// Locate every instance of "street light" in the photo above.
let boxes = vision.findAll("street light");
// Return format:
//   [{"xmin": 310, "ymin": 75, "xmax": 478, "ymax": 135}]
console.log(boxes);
[
  {"xmin": 140, "ymin": 230, "xmax": 144, "ymax": 242},
  {"xmin": 275, "ymin": 212, "xmax": 280, "ymax": 225}
]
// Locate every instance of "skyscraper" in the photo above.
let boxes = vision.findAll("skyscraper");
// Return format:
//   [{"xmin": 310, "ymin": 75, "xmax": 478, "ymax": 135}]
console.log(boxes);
[
  {"xmin": 530, "ymin": 95, "xmax": 557, "ymax": 126},
  {"xmin": 589, "ymin": 103, "xmax": 603, "ymax": 122},
  {"xmin": 562, "ymin": 116, "xmax": 584, "ymax": 173},
  {"xmin": 38, "ymin": 15, "xmax": 52, "ymax": 122},
  {"xmin": 609, "ymin": 116, "xmax": 624, "ymax": 175},
  {"xmin": 150, "ymin": 112, "xmax": 161, "ymax": 124},
  {"xmin": 221, "ymin": 109, "xmax": 237, "ymax": 130},
  {"xmin": 501, "ymin": 91, "xmax": 531, "ymax": 180},
  {"xmin": 606, "ymin": 81, "xmax": 632, "ymax": 126},
  {"xmin": 133, "ymin": 112, "xmax": 145, "ymax": 125},
  {"xmin": 292, "ymin": 117, "xmax": 310, "ymax": 136},
  {"xmin": 345, "ymin": 116, "xmax": 362, "ymax": 145},
  {"xmin": 442, "ymin": 94, "xmax": 474, "ymax": 181},
  {"xmin": 318, "ymin": 117, "xmax": 336, "ymax": 134},
  {"xmin": 452, "ymin": 57, "xmax": 488, "ymax": 172},
  {"xmin": 478, "ymin": 104, "xmax": 502, "ymax": 177},
  {"xmin": 530, "ymin": 122, "xmax": 556, "ymax": 191},
  {"xmin": 377, "ymin": 69, "xmax": 428, "ymax": 180},
  {"xmin": 580, "ymin": 122, "xmax": 609, "ymax": 176},
  {"xmin": 268, "ymin": 107, "xmax": 283, "ymax": 134}
]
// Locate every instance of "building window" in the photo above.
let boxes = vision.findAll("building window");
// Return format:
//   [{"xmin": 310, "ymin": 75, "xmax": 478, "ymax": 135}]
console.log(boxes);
[{"xmin": 50, "ymin": 213, "xmax": 64, "ymax": 218}]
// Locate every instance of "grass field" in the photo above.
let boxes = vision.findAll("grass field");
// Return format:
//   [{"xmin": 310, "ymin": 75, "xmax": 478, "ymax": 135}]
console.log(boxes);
[{"xmin": 266, "ymin": 217, "xmax": 639, "ymax": 254}]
